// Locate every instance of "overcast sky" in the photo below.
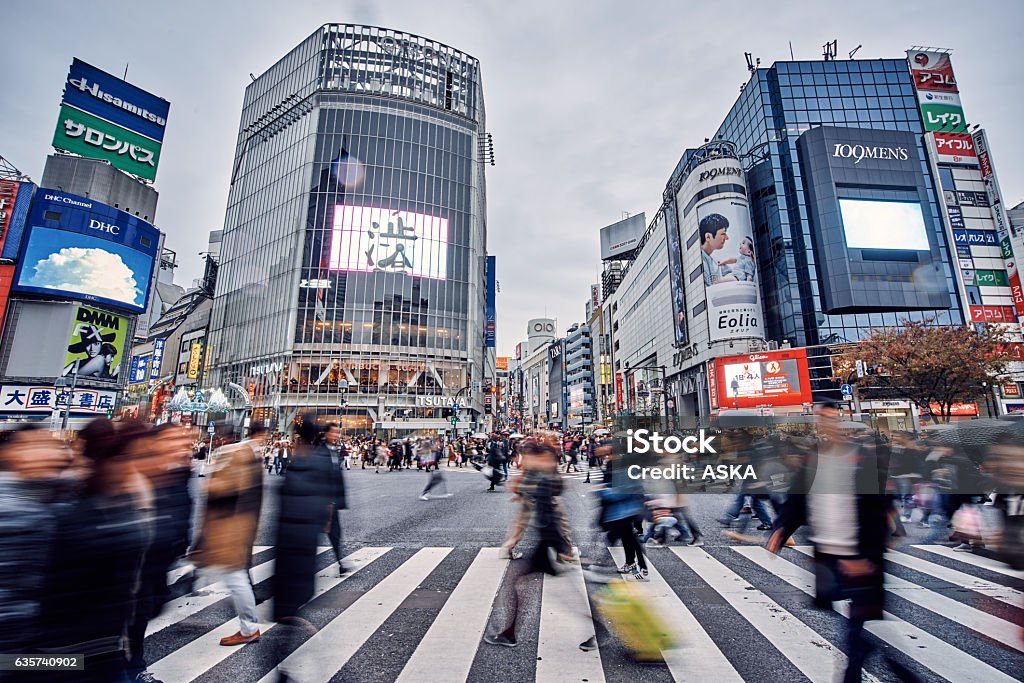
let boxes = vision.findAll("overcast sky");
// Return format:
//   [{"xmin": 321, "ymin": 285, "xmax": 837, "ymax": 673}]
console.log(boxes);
[{"xmin": 4, "ymin": 1, "xmax": 1021, "ymax": 357}]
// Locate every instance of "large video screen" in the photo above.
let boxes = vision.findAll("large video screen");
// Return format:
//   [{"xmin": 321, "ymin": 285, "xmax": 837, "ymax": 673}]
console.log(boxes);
[
  {"xmin": 16, "ymin": 226, "xmax": 154, "ymax": 313},
  {"xmin": 328, "ymin": 205, "xmax": 448, "ymax": 280},
  {"xmin": 839, "ymin": 198, "xmax": 929, "ymax": 251},
  {"xmin": 715, "ymin": 349, "xmax": 813, "ymax": 409}
]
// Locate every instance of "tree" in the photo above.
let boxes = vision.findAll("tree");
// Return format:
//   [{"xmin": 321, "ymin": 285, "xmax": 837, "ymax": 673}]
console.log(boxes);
[{"xmin": 834, "ymin": 319, "xmax": 1013, "ymax": 424}]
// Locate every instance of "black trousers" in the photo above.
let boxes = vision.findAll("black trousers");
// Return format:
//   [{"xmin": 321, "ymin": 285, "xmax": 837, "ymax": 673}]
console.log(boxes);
[
  {"xmin": 327, "ymin": 505, "xmax": 344, "ymax": 566},
  {"xmin": 607, "ymin": 517, "xmax": 646, "ymax": 569}
]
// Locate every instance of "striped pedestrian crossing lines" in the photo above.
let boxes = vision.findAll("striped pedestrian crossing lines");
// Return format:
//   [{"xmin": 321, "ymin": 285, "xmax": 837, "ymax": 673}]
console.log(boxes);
[{"xmin": 144, "ymin": 543, "xmax": 1023, "ymax": 682}]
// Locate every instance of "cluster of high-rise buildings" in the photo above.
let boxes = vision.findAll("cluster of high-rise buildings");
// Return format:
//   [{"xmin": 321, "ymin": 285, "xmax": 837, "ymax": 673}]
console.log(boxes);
[
  {"xmin": 0, "ymin": 24, "xmax": 498, "ymax": 436},
  {"xmin": 509, "ymin": 46, "xmax": 1024, "ymax": 433}
]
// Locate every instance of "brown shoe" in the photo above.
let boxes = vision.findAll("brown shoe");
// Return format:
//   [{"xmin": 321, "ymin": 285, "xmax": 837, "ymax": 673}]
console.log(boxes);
[{"xmin": 220, "ymin": 630, "xmax": 260, "ymax": 646}]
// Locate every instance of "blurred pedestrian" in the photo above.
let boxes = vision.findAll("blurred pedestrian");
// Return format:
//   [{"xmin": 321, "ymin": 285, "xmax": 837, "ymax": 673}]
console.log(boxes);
[
  {"xmin": 323, "ymin": 423, "xmax": 349, "ymax": 576},
  {"xmin": 191, "ymin": 424, "xmax": 264, "ymax": 647},
  {"xmin": 125, "ymin": 423, "xmax": 195, "ymax": 682},
  {"xmin": 273, "ymin": 414, "xmax": 333, "ymax": 623},
  {"xmin": 420, "ymin": 438, "xmax": 449, "ymax": 500},
  {"xmin": 0, "ymin": 426, "xmax": 72, "ymax": 661},
  {"xmin": 36, "ymin": 418, "xmax": 153, "ymax": 683},
  {"xmin": 767, "ymin": 403, "xmax": 893, "ymax": 683}
]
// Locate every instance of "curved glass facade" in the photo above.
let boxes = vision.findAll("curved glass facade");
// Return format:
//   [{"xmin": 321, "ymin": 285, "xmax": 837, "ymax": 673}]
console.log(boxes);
[{"xmin": 207, "ymin": 25, "xmax": 487, "ymax": 432}]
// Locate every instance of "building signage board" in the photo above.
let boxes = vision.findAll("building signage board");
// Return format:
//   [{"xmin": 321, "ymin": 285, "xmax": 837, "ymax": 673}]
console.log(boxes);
[
  {"xmin": 329, "ymin": 205, "xmax": 448, "ymax": 280},
  {"xmin": 599, "ymin": 213, "xmax": 646, "ymax": 261},
  {"xmin": 51, "ymin": 59, "xmax": 169, "ymax": 182},
  {"xmin": 0, "ymin": 384, "xmax": 116, "ymax": 414},
  {"xmin": 679, "ymin": 153, "xmax": 763, "ymax": 344},
  {"xmin": 707, "ymin": 359, "xmax": 719, "ymax": 410},
  {"xmin": 186, "ymin": 342, "xmax": 203, "ymax": 379},
  {"xmin": 973, "ymin": 128, "xmax": 1024, "ymax": 326},
  {"xmin": 129, "ymin": 355, "xmax": 149, "ymax": 384},
  {"xmin": 907, "ymin": 50, "xmax": 958, "ymax": 92},
  {"xmin": 149, "ymin": 338, "xmax": 164, "ymax": 381},
  {"xmin": 663, "ymin": 207, "xmax": 688, "ymax": 346},
  {"xmin": 933, "ymin": 132, "xmax": 976, "ymax": 165},
  {"xmin": 63, "ymin": 305, "xmax": 128, "ymax": 383},
  {"xmin": 485, "ymin": 255, "xmax": 496, "ymax": 348},
  {"xmin": 53, "ymin": 104, "xmax": 162, "ymax": 181},
  {"xmin": 14, "ymin": 190, "xmax": 160, "ymax": 313},
  {"xmin": 919, "ymin": 100, "xmax": 966, "ymax": 133},
  {"xmin": 946, "ymin": 205, "xmax": 965, "ymax": 230},
  {"xmin": 714, "ymin": 348, "xmax": 812, "ymax": 409}
]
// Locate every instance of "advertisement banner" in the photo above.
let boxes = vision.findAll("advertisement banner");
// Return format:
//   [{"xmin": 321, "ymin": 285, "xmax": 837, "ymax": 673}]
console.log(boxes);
[
  {"xmin": 0, "ymin": 384, "xmax": 116, "ymax": 414},
  {"xmin": 328, "ymin": 205, "xmax": 448, "ymax": 280},
  {"xmin": 946, "ymin": 205, "xmax": 965, "ymax": 230},
  {"xmin": 907, "ymin": 50, "xmax": 958, "ymax": 92},
  {"xmin": 61, "ymin": 59, "xmax": 169, "ymax": 142},
  {"xmin": 707, "ymin": 359, "xmax": 719, "ymax": 411},
  {"xmin": 13, "ymin": 190, "xmax": 159, "ymax": 314},
  {"xmin": 149, "ymin": 339, "xmax": 164, "ymax": 380},
  {"xmin": 186, "ymin": 342, "xmax": 203, "ymax": 379},
  {"xmin": 973, "ymin": 128, "xmax": 1024, "ymax": 325},
  {"xmin": 129, "ymin": 355, "xmax": 149, "ymax": 384},
  {"xmin": 485, "ymin": 255, "xmax": 496, "ymax": 348},
  {"xmin": 614, "ymin": 372, "xmax": 623, "ymax": 410},
  {"xmin": 920, "ymin": 100, "xmax": 966, "ymax": 133},
  {"xmin": 933, "ymin": 132, "xmax": 976, "ymax": 164},
  {"xmin": 697, "ymin": 195, "xmax": 762, "ymax": 342},
  {"xmin": 715, "ymin": 348, "xmax": 812, "ymax": 409},
  {"xmin": 496, "ymin": 356, "xmax": 509, "ymax": 372},
  {"xmin": 664, "ymin": 208, "xmax": 688, "ymax": 346},
  {"xmin": 52, "ymin": 104, "xmax": 162, "ymax": 181},
  {"xmin": 0, "ymin": 181, "xmax": 35, "ymax": 260},
  {"xmin": 63, "ymin": 305, "xmax": 128, "ymax": 383}
]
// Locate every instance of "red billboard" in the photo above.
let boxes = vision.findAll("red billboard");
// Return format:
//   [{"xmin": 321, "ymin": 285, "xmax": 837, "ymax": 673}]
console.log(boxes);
[
  {"xmin": 707, "ymin": 359, "xmax": 719, "ymax": 410},
  {"xmin": 907, "ymin": 50, "xmax": 958, "ymax": 92},
  {"xmin": 0, "ymin": 181, "xmax": 22, "ymax": 255},
  {"xmin": 933, "ymin": 132, "xmax": 976, "ymax": 165},
  {"xmin": 714, "ymin": 348, "xmax": 813, "ymax": 409}
]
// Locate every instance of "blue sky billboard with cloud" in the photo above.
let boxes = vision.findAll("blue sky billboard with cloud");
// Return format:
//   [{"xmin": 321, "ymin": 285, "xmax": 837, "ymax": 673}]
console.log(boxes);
[{"xmin": 13, "ymin": 190, "xmax": 159, "ymax": 314}]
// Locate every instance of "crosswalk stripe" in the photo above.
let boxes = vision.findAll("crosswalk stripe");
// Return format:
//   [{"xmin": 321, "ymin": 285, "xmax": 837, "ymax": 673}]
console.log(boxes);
[
  {"xmin": 885, "ymin": 548, "xmax": 1024, "ymax": 608},
  {"xmin": 671, "ymin": 547, "xmax": 864, "ymax": 682},
  {"xmin": 260, "ymin": 547, "xmax": 451, "ymax": 683},
  {"xmin": 149, "ymin": 547, "xmax": 389, "ymax": 683},
  {"xmin": 914, "ymin": 544, "xmax": 1024, "ymax": 580},
  {"xmin": 608, "ymin": 547, "xmax": 743, "ymax": 681},
  {"xmin": 164, "ymin": 546, "xmax": 272, "ymax": 589},
  {"xmin": 147, "ymin": 556, "xmax": 277, "ymax": 637},
  {"xmin": 733, "ymin": 546, "xmax": 1020, "ymax": 683},
  {"xmin": 395, "ymin": 548, "xmax": 508, "ymax": 683},
  {"xmin": 147, "ymin": 546, "xmax": 334, "ymax": 637},
  {"xmin": 536, "ymin": 553, "xmax": 605, "ymax": 683},
  {"xmin": 791, "ymin": 546, "xmax": 1023, "ymax": 652}
]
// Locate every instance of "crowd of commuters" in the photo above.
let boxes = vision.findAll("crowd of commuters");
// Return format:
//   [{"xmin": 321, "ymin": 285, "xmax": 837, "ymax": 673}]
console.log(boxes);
[{"xmin": 1, "ymin": 408, "xmax": 1021, "ymax": 681}]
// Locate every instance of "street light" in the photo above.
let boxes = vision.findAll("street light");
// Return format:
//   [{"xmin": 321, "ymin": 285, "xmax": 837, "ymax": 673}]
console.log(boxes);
[{"xmin": 53, "ymin": 364, "xmax": 79, "ymax": 433}]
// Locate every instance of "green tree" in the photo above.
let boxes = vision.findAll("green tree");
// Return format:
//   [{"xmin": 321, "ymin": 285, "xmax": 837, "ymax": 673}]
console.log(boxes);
[{"xmin": 837, "ymin": 319, "xmax": 1012, "ymax": 424}]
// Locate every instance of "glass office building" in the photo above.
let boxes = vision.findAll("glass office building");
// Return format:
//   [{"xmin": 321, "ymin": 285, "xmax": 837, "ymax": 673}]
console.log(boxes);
[
  {"xmin": 712, "ymin": 58, "xmax": 964, "ymax": 347},
  {"xmin": 206, "ymin": 24, "xmax": 489, "ymax": 432}
]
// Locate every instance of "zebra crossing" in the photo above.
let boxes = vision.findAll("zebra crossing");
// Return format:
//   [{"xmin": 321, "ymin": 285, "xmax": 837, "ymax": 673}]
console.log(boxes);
[{"xmin": 142, "ymin": 542, "xmax": 1023, "ymax": 682}]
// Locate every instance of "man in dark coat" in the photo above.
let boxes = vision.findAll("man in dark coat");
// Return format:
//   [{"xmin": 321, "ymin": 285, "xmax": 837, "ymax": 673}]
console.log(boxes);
[
  {"xmin": 323, "ymin": 422, "xmax": 349, "ymax": 575},
  {"xmin": 273, "ymin": 415, "xmax": 333, "ymax": 623},
  {"xmin": 485, "ymin": 434, "xmax": 506, "ymax": 492},
  {"xmin": 767, "ymin": 403, "xmax": 892, "ymax": 683}
]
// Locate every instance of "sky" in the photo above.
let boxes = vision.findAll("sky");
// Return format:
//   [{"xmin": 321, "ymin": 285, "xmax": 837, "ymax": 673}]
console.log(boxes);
[{"xmin": 3, "ymin": 0, "xmax": 1022, "ymax": 358}]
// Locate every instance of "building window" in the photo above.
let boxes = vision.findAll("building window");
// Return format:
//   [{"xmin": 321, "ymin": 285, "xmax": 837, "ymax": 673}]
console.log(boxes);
[
  {"xmin": 686, "ymin": 230, "xmax": 699, "ymax": 249},
  {"xmin": 939, "ymin": 167, "xmax": 955, "ymax": 192},
  {"xmin": 689, "ymin": 265, "xmax": 702, "ymax": 283},
  {"xmin": 692, "ymin": 301, "xmax": 707, "ymax": 316}
]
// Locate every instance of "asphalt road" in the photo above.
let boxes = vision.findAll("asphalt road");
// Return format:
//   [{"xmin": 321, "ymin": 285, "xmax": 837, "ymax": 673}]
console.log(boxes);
[{"xmin": 142, "ymin": 463, "xmax": 1023, "ymax": 682}]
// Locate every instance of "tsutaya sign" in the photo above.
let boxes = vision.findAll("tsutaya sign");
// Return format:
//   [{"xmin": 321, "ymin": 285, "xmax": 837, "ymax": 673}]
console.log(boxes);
[
  {"xmin": 832, "ymin": 143, "xmax": 909, "ymax": 164},
  {"xmin": 249, "ymin": 361, "xmax": 283, "ymax": 377},
  {"xmin": 416, "ymin": 395, "xmax": 456, "ymax": 407}
]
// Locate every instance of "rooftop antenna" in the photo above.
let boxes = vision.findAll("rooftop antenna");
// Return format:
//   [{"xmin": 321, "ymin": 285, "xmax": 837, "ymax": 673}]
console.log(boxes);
[
  {"xmin": 822, "ymin": 40, "xmax": 837, "ymax": 61},
  {"xmin": 123, "ymin": 63, "xmax": 129, "ymax": 80},
  {"xmin": 789, "ymin": 41, "xmax": 795, "ymax": 60},
  {"xmin": 848, "ymin": 44, "xmax": 862, "ymax": 59},
  {"xmin": 744, "ymin": 52, "xmax": 760, "ymax": 74}
]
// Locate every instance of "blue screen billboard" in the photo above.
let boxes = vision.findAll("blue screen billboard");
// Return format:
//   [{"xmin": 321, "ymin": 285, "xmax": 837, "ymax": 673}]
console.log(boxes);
[
  {"xmin": 485, "ymin": 255, "xmax": 496, "ymax": 348},
  {"xmin": 63, "ymin": 59, "xmax": 169, "ymax": 143},
  {"xmin": 13, "ymin": 190, "xmax": 160, "ymax": 314}
]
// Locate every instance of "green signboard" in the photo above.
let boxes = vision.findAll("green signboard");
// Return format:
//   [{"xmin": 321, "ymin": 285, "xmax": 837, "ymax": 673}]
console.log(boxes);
[
  {"xmin": 973, "ymin": 269, "xmax": 1010, "ymax": 287},
  {"xmin": 920, "ymin": 102, "xmax": 967, "ymax": 133},
  {"xmin": 51, "ymin": 104, "xmax": 161, "ymax": 181}
]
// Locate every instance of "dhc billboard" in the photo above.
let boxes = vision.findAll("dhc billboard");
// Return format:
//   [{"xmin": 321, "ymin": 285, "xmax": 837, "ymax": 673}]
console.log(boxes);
[{"xmin": 13, "ymin": 190, "xmax": 160, "ymax": 314}]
